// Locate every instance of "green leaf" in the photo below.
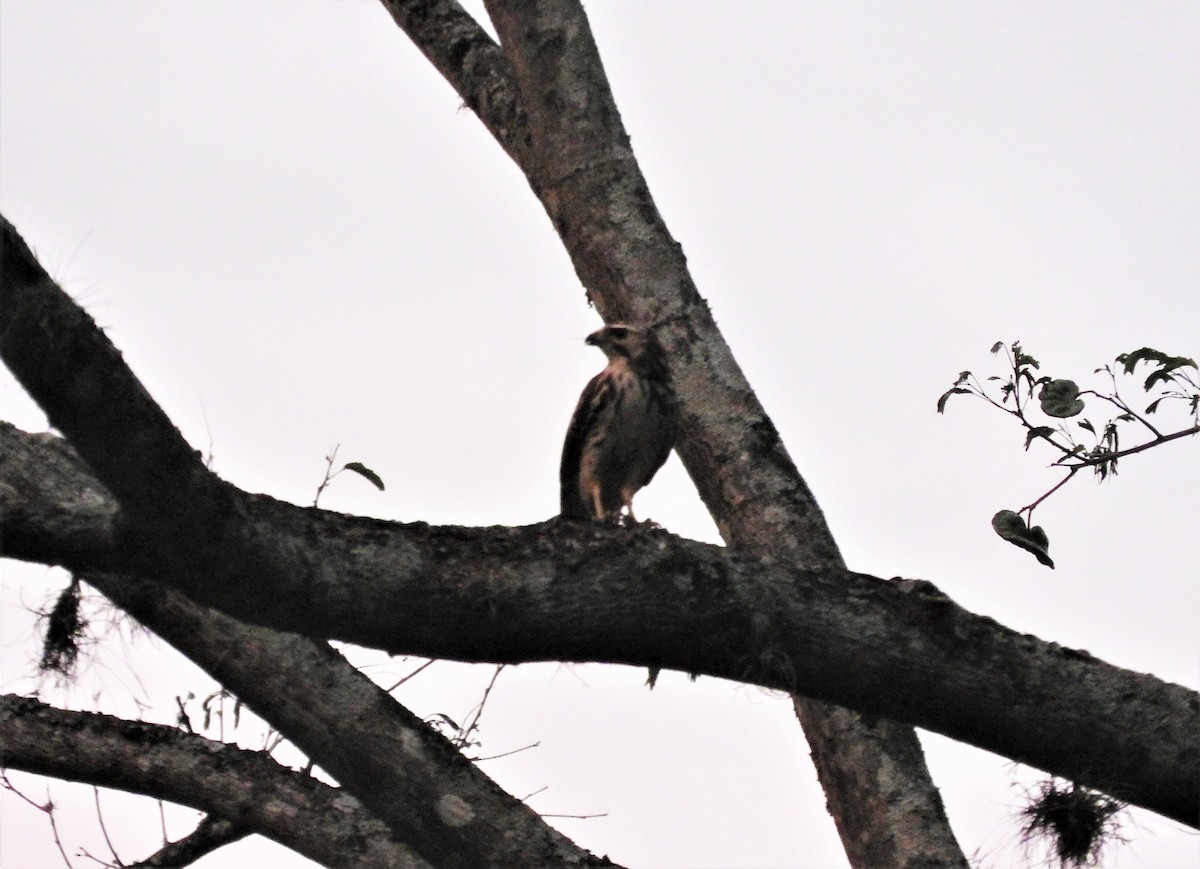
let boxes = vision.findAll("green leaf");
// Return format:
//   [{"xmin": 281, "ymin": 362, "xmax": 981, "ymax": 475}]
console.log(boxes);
[
  {"xmin": 1144, "ymin": 397, "xmax": 1165, "ymax": 414},
  {"xmin": 992, "ymin": 510, "xmax": 1055, "ymax": 568},
  {"xmin": 1038, "ymin": 379, "xmax": 1085, "ymax": 418},
  {"xmin": 1077, "ymin": 419, "xmax": 1095, "ymax": 434},
  {"xmin": 1144, "ymin": 366, "xmax": 1192, "ymax": 390},
  {"xmin": 1117, "ymin": 348, "xmax": 1197, "ymax": 388},
  {"xmin": 1014, "ymin": 347, "xmax": 1041, "ymax": 370},
  {"xmin": 1024, "ymin": 426, "xmax": 1056, "ymax": 450},
  {"xmin": 937, "ymin": 387, "xmax": 971, "ymax": 414},
  {"xmin": 990, "ymin": 341, "xmax": 1006, "ymax": 355},
  {"xmin": 343, "ymin": 462, "xmax": 386, "ymax": 492}
]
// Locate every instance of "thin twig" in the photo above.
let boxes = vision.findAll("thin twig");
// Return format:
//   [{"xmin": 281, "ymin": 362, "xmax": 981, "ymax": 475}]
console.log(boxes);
[
  {"xmin": 456, "ymin": 665, "xmax": 506, "ymax": 748},
  {"xmin": 384, "ymin": 658, "xmax": 437, "ymax": 692},
  {"xmin": 1018, "ymin": 469, "xmax": 1079, "ymax": 519},
  {"xmin": 1055, "ymin": 424, "xmax": 1200, "ymax": 469},
  {"xmin": 157, "ymin": 800, "xmax": 168, "ymax": 848},
  {"xmin": 2, "ymin": 773, "xmax": 76, "ymax": 868},
  {"xmin": 474, "ymin": 741, "xmax": 541, "ymax": 762},
  {"xmin": 93, "ymin": 787, "xmax": 123, "ymax": 867},
  {"xmin": 312, "ymin": 444, "xmax": 340, "ymax": 507}
]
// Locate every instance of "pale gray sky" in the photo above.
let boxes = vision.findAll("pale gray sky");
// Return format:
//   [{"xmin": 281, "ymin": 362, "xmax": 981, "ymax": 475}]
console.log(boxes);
[{"xmin": 2, "ymin": 3, "xmax": 1197, "ymax": 867}]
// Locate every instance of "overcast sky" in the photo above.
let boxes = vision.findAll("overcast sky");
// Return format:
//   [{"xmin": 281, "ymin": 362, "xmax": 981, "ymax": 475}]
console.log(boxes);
[{"xmin": 2, "ymin": 2, "xmax": 1198, "ymax": 867}]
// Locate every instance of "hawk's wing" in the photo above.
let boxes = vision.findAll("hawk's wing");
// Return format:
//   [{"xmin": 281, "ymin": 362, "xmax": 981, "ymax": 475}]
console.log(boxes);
[{"xmin": 559, "ymin": 370, "xmax": 612, "ymax": 519}]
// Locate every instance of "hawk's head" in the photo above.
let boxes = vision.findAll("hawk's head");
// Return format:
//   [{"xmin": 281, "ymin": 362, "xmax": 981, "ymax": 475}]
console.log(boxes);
[{"xmin": 586, "ymin": 324, "xmax": 668, "ymax": 376}]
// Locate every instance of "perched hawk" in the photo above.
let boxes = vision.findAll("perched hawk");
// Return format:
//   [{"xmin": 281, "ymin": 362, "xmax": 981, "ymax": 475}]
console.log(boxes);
[{"xmin": 560, "ymin": 324, "xmax": 677, "ymax": 522}]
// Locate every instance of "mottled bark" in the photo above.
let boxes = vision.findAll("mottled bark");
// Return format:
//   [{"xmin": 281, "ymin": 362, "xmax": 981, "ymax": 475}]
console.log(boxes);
[
  {"xmin": 3, "ymin": 210, "xmax": 608, "ymax": 865},
  {"xmin": 89, "ymin": 570, "xmax": 607, "ymax": 869},
  {"xmin": 395, "ymin": 0, "xmax": 964, "ymax": 863},
  {"xmin": 0, "ymin": 696, "xmax": 426, "ymax": 869},
  {"xmin": 128, "ymin": 817, "xmax": 249, "ymax": 868},
  {"xmin": 2, "ymin": 5, "xmax": 1198, "ymax": 867},
  {"xmin": 3, "ymin": 422, "xmax": 1195, "ymax": 828}
]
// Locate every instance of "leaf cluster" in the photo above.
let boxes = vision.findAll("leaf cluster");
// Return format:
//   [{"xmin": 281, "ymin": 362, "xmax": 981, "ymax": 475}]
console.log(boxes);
[{"xmin": 939, "ymin": 342, "xmax": 1198, "ymax": 567}]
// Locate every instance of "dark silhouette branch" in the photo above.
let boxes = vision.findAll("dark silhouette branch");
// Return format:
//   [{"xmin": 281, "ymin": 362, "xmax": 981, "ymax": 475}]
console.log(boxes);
[
  {"xmin": 84, "ymin": 568, "xmax": 606, "ymax": 869},
  {"xmin": 2, "ymin": 422, "xmax": 1196, "ymax": 827},
  {"xmin": 0, "ymin": 695, "xmax": 427, "ymax": 868},
  {"xmin": 436, "ymin": 1, "xmax": 965, "ymax": 863},
  {"xmin": 127, "ymin": 816, "xmax": 250, "ymax": 868},
  {"xmin": 377, "ymin": 0, "xmax": 530, "ymax": 169},
  {"xmin": 3, "ymin": 9, "xmax": 1197, "ymax": 868},
  {"xmin": 0, "ymin": 215, "xmax": 606, "ymax": 868}
]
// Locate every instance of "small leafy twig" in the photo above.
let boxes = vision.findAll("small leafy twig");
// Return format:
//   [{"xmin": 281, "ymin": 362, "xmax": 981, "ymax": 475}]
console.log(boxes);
[
  {"xmin": 423, "ymin": 665, "xmax": 512, "ymax": 757},
  {"xmin": 453, "ymin": 665, "xmax": 506, "ymax": 752},
  {"xmin": 312, "ymin": 444, "xmax": 385, "ymax": 507},
  {"xmin": 939, "ymin": 342, "xmax": 1198, "ymax": 567}
]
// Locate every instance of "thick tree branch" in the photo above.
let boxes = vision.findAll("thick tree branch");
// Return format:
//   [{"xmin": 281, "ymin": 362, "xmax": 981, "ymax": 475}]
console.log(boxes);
[
  {"xmin": 0, "ymin": 214, "xmax": 297, "ymax": 625},
  {"xmin": 0, "ymin": 215, "xmax": 605, "ymax": 869},
  {"xmin": 3, "ymin": 422, "xmax": 1196, "ymax": 828},
  {"xmin": 0, "ymin": 216, "xmax": 234, "ymax": 552},
  {"xmin": 377, "ymin": 0, "xmax": 531, "ymax": 169},
  {"xmin": 0, "ymin": 695, "xmax": 427, "ymax": 869},
  {"xmin": 86, "ymin": 569, "xmax": 608, "ymax": 869},
  {"xmin": 473, "ymin": 2, "xmax": 964, "ymax": 864}
]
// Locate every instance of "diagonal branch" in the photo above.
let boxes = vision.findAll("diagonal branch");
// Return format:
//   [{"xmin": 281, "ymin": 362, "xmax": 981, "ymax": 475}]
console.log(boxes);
[
  {"xmin": 86, "ymin": 569, "xmax": 607, "ymax": 869},
  {"xmin": 127, "ymin": 816, "xmax": 249, "ymax": 868},
  {"xmin": 0, "ymin": 216, "xmax": 232, "ymax": 548},
  {"xmin": 3, "ymin": 424, "xmax": 1196, "ymax": 828},
  {"xmin": 0, "ymin": 214, "xmax": 284, "ymax": 622},
  {"xmin": 0, "ymin": 695, "xmax": 427, "ymax": 869},
  {"xmin": 470, "ymin": 2, "xmax": 965, "ymax": 864},
  {"xmin": 377, "ymin": 0, "xmax": 531, "ymax": 169},
  {"xmin": 0, "ymin": 214, "xmax": 606, "ymax": 869}
]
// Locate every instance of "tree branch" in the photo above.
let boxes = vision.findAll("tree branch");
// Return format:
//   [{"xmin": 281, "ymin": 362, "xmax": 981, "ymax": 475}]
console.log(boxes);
[
  {"xmin": 377, "ymin": 0, "xmax": 531, "ymax": 169},
  {"xmin": 471, "ymin": 2, "xmax": 964, "ymax": 863},
  {"xmin": 0, "ymin": 214, "xmax": 290, "ymax": 624},
  {"xmin": 85, "ymin": 569, "xmax": 608, "ymax": 869},
  {"xmin": 127, "ymin": 816, "xmax": 250, "ymax": 868},
  {"xmin": 2, "ymin": 422, "xmax": 1195, "ymax": 828},
  {"xmin": 0, "ymin": 695, "xmax": 427, "ymax": 869},
  {"xmin": 0, "ymin": 219, "xmax": 606, "ymax": 869}
]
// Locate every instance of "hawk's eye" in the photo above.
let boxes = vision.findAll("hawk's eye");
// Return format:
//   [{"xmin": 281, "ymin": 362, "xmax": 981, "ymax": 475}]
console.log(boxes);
[{"xmin": 608, "ymin": 326, "xmax": 629, "ymax": 339}]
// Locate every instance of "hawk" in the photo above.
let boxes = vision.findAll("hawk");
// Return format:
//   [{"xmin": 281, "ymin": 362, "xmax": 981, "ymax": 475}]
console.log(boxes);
[{"xmin": 560, "ymin": 323, "xmax": 677, "ymax": 522}]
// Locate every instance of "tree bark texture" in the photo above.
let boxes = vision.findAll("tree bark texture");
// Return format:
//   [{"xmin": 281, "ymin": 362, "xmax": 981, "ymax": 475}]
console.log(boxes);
[
  {"xmin": 2, "ymin": 222, "xmax": 611, "ymax": 864},
  {"xmin": 127, "ymin": 816, "xmax": 250, "ymax": 868},
  {"xmin": 390, "ymin": 1, "xmax": 960, "ymax": 864},
  {"xmin": 89, "ymin": 569, "xmax": 608, "ymax": 869},
  {"xmin": 2, "ymin": 419, "xmax": 1196, "ymax": 829},
  {"xmin": 3, "ymin": 4, "xmax": 1199, "ymax": 867},
  {"xmin": 0, "ymin": 696, "xmax": 427, "ymax": 869}
]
